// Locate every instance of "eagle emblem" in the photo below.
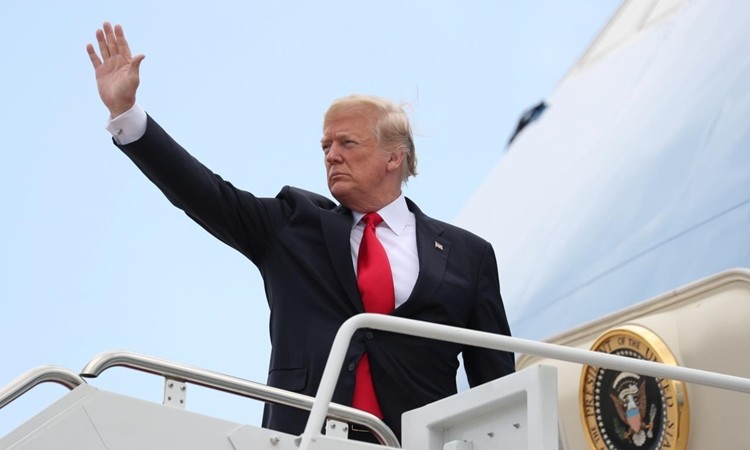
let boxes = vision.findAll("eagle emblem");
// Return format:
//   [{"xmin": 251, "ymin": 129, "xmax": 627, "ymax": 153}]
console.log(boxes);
[{"xmin": 609, "ymin": 372, "xmax": 656, "ymax": 446}]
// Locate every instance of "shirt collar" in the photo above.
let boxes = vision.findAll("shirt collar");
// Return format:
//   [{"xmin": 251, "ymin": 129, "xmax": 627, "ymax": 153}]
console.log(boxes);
[{"xmin": 351, "ymin": 194, "xmax": 410, "ymax": 235}]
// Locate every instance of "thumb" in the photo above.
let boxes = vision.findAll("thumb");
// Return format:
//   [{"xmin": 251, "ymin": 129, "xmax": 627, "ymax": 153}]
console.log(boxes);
[{"xmin": 131, "ymin": 54, "xmax": 146, "ymax": 74}]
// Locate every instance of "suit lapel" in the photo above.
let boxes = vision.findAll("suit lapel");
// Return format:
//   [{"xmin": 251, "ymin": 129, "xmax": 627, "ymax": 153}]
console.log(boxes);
[
  {"xmin": 396, "ymin": 199, "xmax": 450, "ymax": 314},
  {"xmin": 320, "ymin": 206, "xmax": 364, "ymax": 313},
  {"xmin": 320, "ymin": 199, "xmax": 450, "ymax": 315}
]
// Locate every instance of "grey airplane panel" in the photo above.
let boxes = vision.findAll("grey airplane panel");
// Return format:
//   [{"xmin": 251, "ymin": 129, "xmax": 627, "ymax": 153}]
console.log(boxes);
[
  {"xmin": 514, "ymin": 210, "xmax": 750, "ymax": 338},
  {"xmin": 456, "ymin": 0, "xmax": 750, "ymax": 340}
]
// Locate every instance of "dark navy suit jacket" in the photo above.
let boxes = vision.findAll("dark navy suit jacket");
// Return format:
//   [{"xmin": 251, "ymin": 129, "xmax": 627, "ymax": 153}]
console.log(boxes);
[{"xmin": 116, "ymin": 116, "xmax": 515, "ymax": 439}]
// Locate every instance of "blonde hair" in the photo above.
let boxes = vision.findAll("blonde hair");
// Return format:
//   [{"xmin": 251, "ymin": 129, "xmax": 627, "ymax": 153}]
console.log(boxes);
[{"xmin": 324, "ymin": 95, "xmax": 417, "ymax": 182}]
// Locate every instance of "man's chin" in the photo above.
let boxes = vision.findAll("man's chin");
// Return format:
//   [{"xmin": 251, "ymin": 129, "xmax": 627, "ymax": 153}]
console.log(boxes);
[
  {"xmin": 328, "ymin": 182, "xmax": 346, "ymax": 197},
  {"xmin": 329, "ymin": 185, "xmax": 353, "ymax": 208}
]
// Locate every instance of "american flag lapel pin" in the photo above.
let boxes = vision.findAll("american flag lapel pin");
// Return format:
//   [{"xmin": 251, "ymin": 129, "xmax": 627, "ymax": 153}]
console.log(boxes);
[{"xmin": 434, "ymin": 241, "xmax": 444, "ymax": 251}]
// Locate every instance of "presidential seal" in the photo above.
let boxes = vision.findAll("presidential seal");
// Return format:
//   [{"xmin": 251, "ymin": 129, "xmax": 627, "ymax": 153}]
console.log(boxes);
[{"xmin": 579, "ymin": 325, "xmax": 689, "ymax": 450}]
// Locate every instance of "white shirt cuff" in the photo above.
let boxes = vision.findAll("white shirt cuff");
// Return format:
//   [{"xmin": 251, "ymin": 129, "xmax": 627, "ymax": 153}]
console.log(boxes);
[{"xmin": 106, "ymin": 103, "xmax": 148, "ymax": 145}]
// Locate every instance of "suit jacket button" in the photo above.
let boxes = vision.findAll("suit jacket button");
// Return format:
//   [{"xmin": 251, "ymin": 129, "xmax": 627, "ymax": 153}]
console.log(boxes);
[
  {"xmin": 365, "ymin": 331, "xmax": 374, "ymax": 340},
  {"xmin": 348, "ymin": 362, "xmax": 356, "ymax": 372}
]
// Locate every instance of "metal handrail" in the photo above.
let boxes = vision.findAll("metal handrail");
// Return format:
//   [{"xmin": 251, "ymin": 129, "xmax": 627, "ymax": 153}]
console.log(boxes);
[
  {"xmin": 300, "ymin": 313, "xmax": 750, "ymax": 450},
  {"xmin": 0, "ymin": 366, "xmax": 85, "ymax": 410},
  {"xmin": 80, "ymin": 350, "xmax": 400, "ymax": 447}
]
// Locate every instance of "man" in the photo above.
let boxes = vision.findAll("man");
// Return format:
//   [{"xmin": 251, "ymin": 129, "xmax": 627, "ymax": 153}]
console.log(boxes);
[{"xmin": 86, "ymin": 22, "xmax": 514, "ymax": 441}]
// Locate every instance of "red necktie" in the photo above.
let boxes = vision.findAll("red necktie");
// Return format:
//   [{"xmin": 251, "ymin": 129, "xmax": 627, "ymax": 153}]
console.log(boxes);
[{"xmin": 353, "ymin": 213, "xmax": 395, "ymax": 418}]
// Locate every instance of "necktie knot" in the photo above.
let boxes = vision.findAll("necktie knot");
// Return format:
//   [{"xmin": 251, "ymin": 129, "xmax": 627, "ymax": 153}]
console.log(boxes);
[{"xmin": 362, "ymin": 212, "xmax": 383, "ymax": 228}]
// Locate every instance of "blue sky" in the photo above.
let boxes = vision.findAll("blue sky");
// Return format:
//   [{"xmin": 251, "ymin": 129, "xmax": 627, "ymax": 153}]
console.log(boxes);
[{"xmin": 0, "ymin": 0, "xmax": 619, "ymax": 435}]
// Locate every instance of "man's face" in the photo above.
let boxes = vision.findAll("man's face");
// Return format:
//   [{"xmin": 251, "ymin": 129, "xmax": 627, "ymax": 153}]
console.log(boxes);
[{"xmin": 321, "ymin": 107, "xmax": 394, "ymax": 211}]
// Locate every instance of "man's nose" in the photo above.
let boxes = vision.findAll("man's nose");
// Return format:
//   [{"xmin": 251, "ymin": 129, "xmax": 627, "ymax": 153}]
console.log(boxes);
[{"xmin": 325, "ymin": 143, "xmax": 342, "ymax": 164}]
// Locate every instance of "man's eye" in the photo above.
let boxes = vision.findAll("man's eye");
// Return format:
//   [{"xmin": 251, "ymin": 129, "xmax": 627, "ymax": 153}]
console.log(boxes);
[{"xmin": 321, "ymin": 144, "xmax": 330, "ymax": 153}]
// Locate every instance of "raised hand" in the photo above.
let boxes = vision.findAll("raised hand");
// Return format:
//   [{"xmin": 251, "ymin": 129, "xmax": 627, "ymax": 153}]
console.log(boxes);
[{"xmin": 86, "ymin": 22, "xmax": 145, "ymax": 117}]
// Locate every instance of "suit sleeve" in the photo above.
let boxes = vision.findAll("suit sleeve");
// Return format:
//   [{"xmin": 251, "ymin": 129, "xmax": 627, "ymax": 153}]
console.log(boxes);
[
  {"xmin": 115, "ymin": 115, "xmax": 285, "ymax": 264},
  {"xmin": 462, "ymin": 242, "xmax": 516, "ymax": 386}
]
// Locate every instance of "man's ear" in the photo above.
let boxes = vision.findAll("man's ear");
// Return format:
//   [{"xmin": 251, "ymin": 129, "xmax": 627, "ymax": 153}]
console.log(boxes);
[{"xmin": 386, "ymin": 149, "xmax": 406, "ymax": 173}]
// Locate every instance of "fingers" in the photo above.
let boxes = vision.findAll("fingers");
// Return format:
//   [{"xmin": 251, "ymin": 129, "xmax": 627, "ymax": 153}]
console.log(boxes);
[
  {"xmin": 103, "ymin": 22, "xmax": 118, "ymax": 59},
  {"xmin": 95, "ymin": 28, "xmax": 109, "ymax": 60},
  {"xmin": 93, "ymin": 22, "xmax": 130, "ymax": 60},
  {"xmin": 114, "ymin": 24, "xmax": 132, "ymax": 59},
  {"xmin": 86, "ymin": 43, "xmax": 102, "ymax": 69}
]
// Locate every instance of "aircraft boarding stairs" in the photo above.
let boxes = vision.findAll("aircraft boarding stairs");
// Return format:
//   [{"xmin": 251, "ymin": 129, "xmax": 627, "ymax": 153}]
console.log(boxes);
[{"xmin": 2, "ymin": 313, "xmax": 750, "ymax": 450}]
